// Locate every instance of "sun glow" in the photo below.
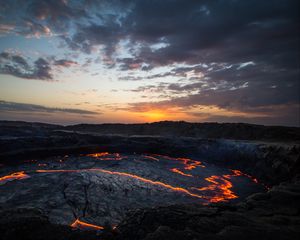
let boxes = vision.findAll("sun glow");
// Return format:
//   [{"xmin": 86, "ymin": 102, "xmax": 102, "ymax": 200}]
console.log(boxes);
[{"xmin": 141, "ymin": 110, "xmax": 167, "ymax": 121}]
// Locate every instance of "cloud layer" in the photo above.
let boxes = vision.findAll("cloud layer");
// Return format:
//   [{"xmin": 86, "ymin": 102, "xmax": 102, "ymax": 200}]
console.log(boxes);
[
  {"xmin": 0, "ymin": 100, "xmax": 98, "ymax": 115},
  {"xmin": 0, "ymin": 51, "xmax": 78, "ymax": 80},
  {"xmin": 0, "ymin": 0, "xmax": 299, "ymax": 125}
]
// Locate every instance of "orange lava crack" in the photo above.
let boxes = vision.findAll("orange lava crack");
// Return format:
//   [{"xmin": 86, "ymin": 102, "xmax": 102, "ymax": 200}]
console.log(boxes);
[
  {"xmin": 70, "ymin": 219, "xmax": 104, "ymax": 231},
  {"xmin": 0, "ymin": 171, "xmax": 30, "ymax": 184},
  {"xmin": 87, "ymin": 152, "xmax": 123, "ymax": 160},
  {"xmin": 170, "ymin": 168, "xmax": 193, "ymax": 177}
]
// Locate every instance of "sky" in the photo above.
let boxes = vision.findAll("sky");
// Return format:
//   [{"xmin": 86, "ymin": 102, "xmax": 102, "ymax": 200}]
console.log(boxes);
[{"xmin": 0, "ymin": 0, "xmax": 299, "ymax": 126}]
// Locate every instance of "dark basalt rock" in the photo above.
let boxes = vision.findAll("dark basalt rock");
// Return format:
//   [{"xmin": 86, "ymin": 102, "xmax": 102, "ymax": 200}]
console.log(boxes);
[
  {"xmin": 1, "ymin": 180, "xmax": 298, "ymax": 240},
  {"xmin": 113, "ymin": 179, "xmax": 300, "ymax": 240},
  {"xmin": 0, "ymin": 208, "xmax": 101, "ymax": 240}
]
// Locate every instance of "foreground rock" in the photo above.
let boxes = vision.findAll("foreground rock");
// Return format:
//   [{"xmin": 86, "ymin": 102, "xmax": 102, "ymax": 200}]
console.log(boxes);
[
  {"xmin": 0, "ymin": 208, "xmax": 101, "ymax": 240},
  {"xmin": 114, "ymin": 178, "xmax": 300, "ymax": 240},
  {"xmin": 1, "ymin": 179, "xmax": 299, "ymax": 240}
]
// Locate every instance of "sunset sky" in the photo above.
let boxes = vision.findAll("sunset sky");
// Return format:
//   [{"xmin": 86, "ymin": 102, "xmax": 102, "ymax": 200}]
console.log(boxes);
[{"xmin": 0, "ymin": 0, "xmax": 299, "ymax": 126}]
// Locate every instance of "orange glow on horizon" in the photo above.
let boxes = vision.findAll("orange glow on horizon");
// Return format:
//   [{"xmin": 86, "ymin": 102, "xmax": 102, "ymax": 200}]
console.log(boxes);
[{"xmin": 141, "ymin": 110, "xmax": 167, "ymax": 121}]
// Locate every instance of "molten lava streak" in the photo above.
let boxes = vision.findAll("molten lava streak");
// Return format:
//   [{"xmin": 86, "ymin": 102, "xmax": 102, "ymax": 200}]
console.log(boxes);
[
  {"xmin": 170, "ymin": 168, "xmax": 193, "ymax": 177},
  {"xmin": 87, "ymin": 152, "xmax": 123, "ymax": 160},
  {"xmin": 194, "ymin": 175, "xmax": 237, "ymax": 203},
  {"xmin": 70, "ymin": 219, "xmax": 104, "ymax": 231},
  {"xmin": 151, "ymin": 154, "xmax": 205, "ymax": 170},
  {"xmin": 231, "ymin": 169, "xmax": 259, "ymax": 183},
  {"xmin": 193, "ymin": 169, "xmax": 257, "ymax": 203},
  {"xmin": 87, "ymin": 152, "xmax": 110, "ymax": 157},
  {"xmin": 0, "ymin": 171, "xmax": 30, "ymax": 184}
]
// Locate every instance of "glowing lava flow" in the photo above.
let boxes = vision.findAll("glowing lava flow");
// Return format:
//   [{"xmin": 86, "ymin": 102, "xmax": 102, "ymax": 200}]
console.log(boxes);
[
  {"xmin": 0, "ymin": 171, "xmax": 30, "ymax": 185},
  {"xmin": 193, "ymin": 175, "xmax": 237, "ymax": 203},
  {"xmin": 70, "ymin": 219, "xmax": 104, "ymax": 231},
  {"xmin": 87, "ymin": 152, "xmax": 109, "ymax": 157},
  {"xmin": 155, "ymin": 155, "xmax": 206, "ymax": 177},
  {"xmin": 182, "ymin": 159, "xmax": 205, "ymax": 170},
  {"xmin": 192, "ymin": 169, "xmax": 259, "ymax": 203},
  {"xmin": 151, "ymin": 154, "xmax": 205, "ymax": 170},
  {"xmin": 87, "ymin": 152, "xmax": 123, "ymax": 161},
  {"xmin": 231, "ymin": 169, "xmax": 258, "ymax": 183},
  {"xmin": 170, "ymin": 168, "xmax": 193, "ymax": 177},
  {"xmin": 36, "ymin": 168, "xmax": 204, "ymax": 199}
]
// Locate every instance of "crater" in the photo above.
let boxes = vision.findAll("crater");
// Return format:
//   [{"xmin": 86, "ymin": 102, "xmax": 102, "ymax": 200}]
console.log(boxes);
[{"xmin": 0, "ymin": 152, "xmax": 265, "ymax": 229}]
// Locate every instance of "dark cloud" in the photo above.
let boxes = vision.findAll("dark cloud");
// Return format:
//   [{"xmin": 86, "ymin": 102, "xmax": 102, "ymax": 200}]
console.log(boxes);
[
  {"xmin": 0, "ymin": 52, "xmax": 80, "ymax": 80},
  {"xmin": 54, "ymin": 59, "xmax": 78, "ymax": 67},
  {"xmin": 114, "ymin": 0, "xmax": 299, "ymax": 69},
  {"xmin": 0, "ymin": 0, "xmax": 87, "ymax": 36},
  {"xmin": 1, "ymin": 1, "xmax": 298, "ymax": 69},
  {"xmin": 127, "ymin": 75, "xmax": 299, "ymax": 113},
  {"xmin": 0, "ymin": 100, "xmax": 98, "ymax": 115},
  {"xmin": 0, "ymin": 52, "xmax": 53, "ymax": 80}
]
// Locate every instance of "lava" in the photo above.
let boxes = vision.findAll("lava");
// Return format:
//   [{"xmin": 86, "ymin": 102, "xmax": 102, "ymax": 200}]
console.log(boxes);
[
  {"xmin": 194, "ymin": 175, "xmax": 237, "ymax": 203},
  {"xmin": 87, "ymin": 152, "xmax": 110, "ymax": 157},
  {"xmin": 170, "ymin": 168, "xmax": 193, "ymax": 177},
  {"xmin": 151, "ymin": 154, "xmax": 205, "ymax": 170},
  {"xmin": 0, "ymin": 171, "xmax": 30, "ymax": 185},
  {"xmin": 87, "ymin": 152, "xmax": 123, "ymax": 160},
  {"xmin": 183, "ymin": 160, "xmax": 205, "ymax": 170},
  {"xmin": 193, "ymin": 169, "xmax": 260, "ymax": 203},
  {"xmin": 36, "ymin": 168, "xmax": 204, "ymax": 199},
  {"xmin": 231, "ymin": 169, "xmax": 258, "ymax": 183},
  {"xmin": 36, "ymin": 169, "xmax": 81, "ymax": 173},
  {"xmin": 70, "ymin": 219, "xmax": 104, "ymax": 231}
]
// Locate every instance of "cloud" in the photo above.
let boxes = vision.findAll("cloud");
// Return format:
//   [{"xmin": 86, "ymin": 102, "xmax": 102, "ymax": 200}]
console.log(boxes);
[
  {"xmin": 126, "ymin": 60, "xmax": 299, "ymax": 111},
  {"xmin": 1, "ymin": 1, "xmax": 299, "ymax": 70},
  {"xmin": 0, "ymin": 51, "xmax": 80, "ymax": 80},
  {"xmin": 0, "ymin": 0, "xmax": 299, "ymax": 126},
  {"xmin": 54, "ymin": 59, "xmax": 78, "ymax": 67},
  {"xmin": 0, "ymin": 0, "xmax": 87, "ymax": 37},
  {"xmin": 0, "ymin": 52, "xmax": 53, "ymax": 80},
  {"xmin": 0, "ymin": 100, "xmax": 98, "ymax": 115},
  {"xmin": 122, "ymin": 73, "xmax": 300, "ymax": 126},
  {"xmin": 0, "ymin": 24, "xmax": 15, "ymax": 35}
]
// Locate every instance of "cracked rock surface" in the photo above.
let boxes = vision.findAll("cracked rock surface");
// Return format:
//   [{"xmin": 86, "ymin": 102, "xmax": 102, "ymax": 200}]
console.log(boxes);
[
  {"xmin": 0, "ymin": 153, "xmax": 263, "ymax": 227},
  {"xmin": 115, "ymin": 179, "xmax": 300, "ymax": 240}
]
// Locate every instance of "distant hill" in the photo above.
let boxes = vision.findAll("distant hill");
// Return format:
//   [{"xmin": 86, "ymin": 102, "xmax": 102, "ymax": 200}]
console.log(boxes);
[
  {"xmin": 65, "ymin": 121, "xmax": 299, "ymax": 141},
  {"xmin": 0, "ymin": 120, "xmax": 299, "ymax": 141}
]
